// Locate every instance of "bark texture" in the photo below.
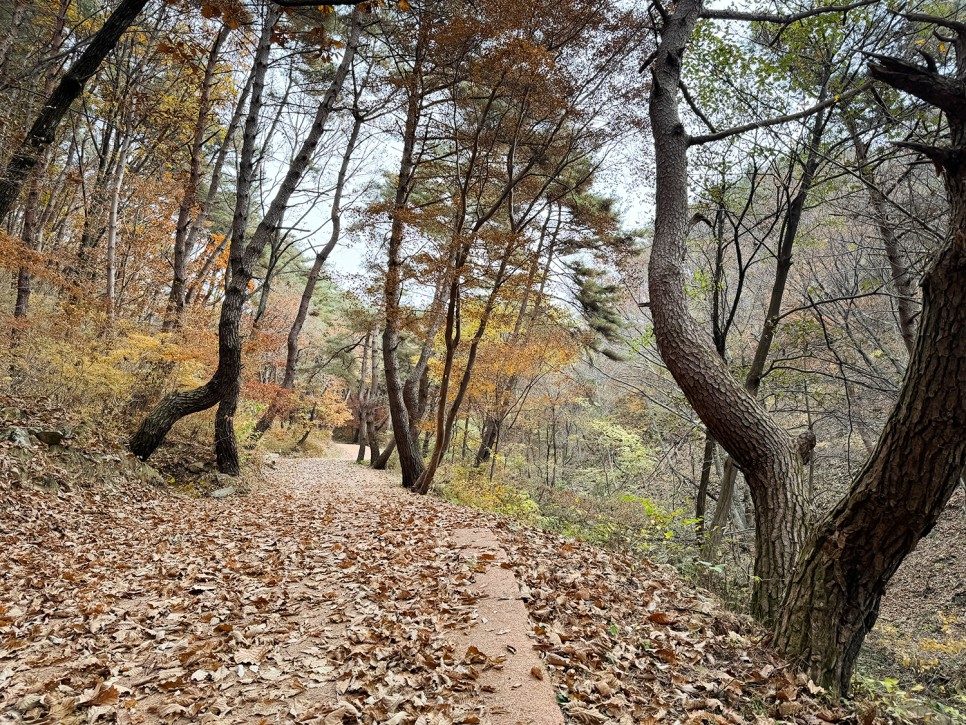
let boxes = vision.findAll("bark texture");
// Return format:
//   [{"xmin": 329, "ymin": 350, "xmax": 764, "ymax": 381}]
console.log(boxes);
[
  {"xmin": 647, "ymin": 0, "xmax": 810, "ymax": 624},
  {"xmin": 775, "ymin": 37, "xmax": 966, "ymax": 694}
]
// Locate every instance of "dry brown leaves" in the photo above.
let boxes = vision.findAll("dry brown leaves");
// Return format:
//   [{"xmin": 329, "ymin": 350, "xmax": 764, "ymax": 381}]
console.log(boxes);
[
  {"xmin": 494, "ymin": 524, "xmax": 863, "ymax": 725},
  {"xmin": 0, "ymin": 455, "xmax": 529, "ymax": 724},
  {"xmin": 1, "ymin": 448, "xmax": 868, "ymax": 724}
]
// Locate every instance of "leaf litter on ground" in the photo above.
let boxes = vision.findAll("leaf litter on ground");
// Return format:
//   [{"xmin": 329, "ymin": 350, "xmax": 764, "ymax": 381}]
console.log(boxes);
[{"xmin": 0, "ymin": 447, "xmax": 882, "ymax": 724}]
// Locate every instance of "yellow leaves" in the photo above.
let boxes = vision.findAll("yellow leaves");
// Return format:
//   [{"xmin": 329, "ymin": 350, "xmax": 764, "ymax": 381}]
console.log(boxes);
[
  {"xmin": 317, "ymin": 4, "xmax": 335, "ymax": 13},
  {"xmin": 398, "ymin": 0, "xmax": 411, "ymax": 9}
]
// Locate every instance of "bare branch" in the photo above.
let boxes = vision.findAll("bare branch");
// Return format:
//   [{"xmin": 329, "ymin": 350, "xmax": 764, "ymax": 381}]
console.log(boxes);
[
  {"xmin": 689, "ymin": 82, "xmax": 870, "ymax": 146},
  {"xmin": 700, "ymin": 0, "xmax": 876, "ymax": 24},
  {"xmin": 899, "ymin": 11, "xmax": 966, "ymax": 36},
  {"xmin": 638, "ymin": 48, "xmax": 658, "ymax": 74},
  {"xmin": 680, "ymin": 79, "xmax": 717, "ymax": 133},
  {"xmin": 273, "ymin": 0, "xmax": 367, "ymax": 6},
  {"xmin": 896, "ymin": 141, "xmax": 964, "ymax": 174}
]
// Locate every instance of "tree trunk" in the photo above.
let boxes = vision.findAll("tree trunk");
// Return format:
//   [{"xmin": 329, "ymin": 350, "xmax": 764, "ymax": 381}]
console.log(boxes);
[
  {"xmin": 0, "ymin": 0, "xmax": 150, "ymax": 222},
  {"xmin": 695, "ymin": 430, "xmax": 715, "ymax": 536},
  {"xmin": 183, "ymin": 68, "xmax": 256, "ymax": 307},
  {"xmin": 371, "ymin": 438, "xmax": 395, "ymax": 469},
  {"xmin": 473, "ymin": 233, "xmax": 550, "ymax": 467},
  {"xmin": 163, "ymin": 25, "xmax": 229, "ymax": 331},
  {"xmin": 132, "ymin": 7, "xmax": 362, "ymax": 469},
  {"xmin": 105, "ymin": 133, "xmax": 130, "ymax": 319},
  {"xmin": 382, "ymin": 41, "xmax": 428, "ymax": 489},
  {"xmin": 413, "ymin": 257, "xmax": 509, "ymax": 494},
  {"xmin": 774, "ymin": 39, "xmax": 966, "ymax": 695},
  {"xmin": 475, "ymin": 417, "xmax": 499, "ymax": 466},
  {"xmin": 647, "ymin": 0, "xmax": 810, "ymax": 624},
  {"xmin": 356, "ymin": 332, "xmax": 371, "ymax": 463},
  {"xmin": 365, "ymin": 407, "xmax": 381, "ymax": 461},
  {"xmin": 0, "ymin": 0, "xmax": 28, "ymax": 87},
  {"xmin": 10, "ymin": 0, "xmax": 70, "ymax": 317},
  {"xmin": 365, "ymin": 326, "xmax": 382, "ymax": 460},
  {"xmin": 12, "ymin": 180, "xmax": 40, "ymax": 319},
  {"xmin": 251, "ymin": 114, "xmax": 362, "ymax": 439},
  {"xmin": 130, "ymin": 5, "xmax": 278, "ymax": 462},
  {"xmin": 210, "ymin": 8, "xmax": 362, "ymax": 473}
]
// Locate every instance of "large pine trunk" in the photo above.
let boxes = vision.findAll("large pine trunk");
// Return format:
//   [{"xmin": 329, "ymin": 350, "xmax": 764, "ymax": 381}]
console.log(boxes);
[
  {"xmin": 775, "ymin": 45, "xmax": 966, "ymax": 693},
  {"xmin": 647, "ymin": 0, "xmax": 811, "ymax": 624},
  {"xmin": 775, "ymin": 235, "xmax": 966, "ymax": 692}
]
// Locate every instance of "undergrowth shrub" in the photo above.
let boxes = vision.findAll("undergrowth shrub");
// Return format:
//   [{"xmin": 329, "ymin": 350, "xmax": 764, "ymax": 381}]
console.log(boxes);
[
  {"xmin": 859, "ymin": 612, "xmax": 966, "ymax": 719},
  {"xmin": 437, "ymin": 464, "xmax": 542, "ymax": 525},
  {"xmin": 533, "ymin": 487, "xmax": 700, "ymax": 565},
  {"xmin": 435, "ymin": 459, "xmax": 699, "ymax": 565},
  {"xmin": 2, "ymin": 311, "xmax": 216, "ymax": 433}
]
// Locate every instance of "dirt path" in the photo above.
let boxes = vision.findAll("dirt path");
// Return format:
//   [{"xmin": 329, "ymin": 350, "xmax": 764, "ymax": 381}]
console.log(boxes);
[{"xmin": 0, "ymin": 446, "xmax": 563, "ymax": 724}]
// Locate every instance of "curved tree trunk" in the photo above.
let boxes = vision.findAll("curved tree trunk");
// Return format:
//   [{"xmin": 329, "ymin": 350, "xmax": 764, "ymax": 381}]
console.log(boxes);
[
  {"xmin": 776, "ymin": 232, "xmax": 966, "ymax": 691},
  {"xmin": 647, "ymin": 0, "xmax": 811, "ymax": 624},
  {"xmin": 775, "ymin": 41, "xmax": 966, "ymax": 695},
  {"xmin": 130, "ymin": 7, "xmax": 362, "ymax": 471},
  {"xmin": 371, "ymin": 438, "xmax": 395, "ymax": 469},
  {"xmin": 129, "ymin": 376, "xmax": 225, "ymax": 457},
  {"xmin": 129, "ymin": 4, "xmax": 277, "ymax": 462}
]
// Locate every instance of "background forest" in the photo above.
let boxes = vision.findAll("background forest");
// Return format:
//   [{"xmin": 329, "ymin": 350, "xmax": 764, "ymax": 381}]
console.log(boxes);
[{"xmin": 1, "ymin": 0, "xmax": 965, "ymax": 715}]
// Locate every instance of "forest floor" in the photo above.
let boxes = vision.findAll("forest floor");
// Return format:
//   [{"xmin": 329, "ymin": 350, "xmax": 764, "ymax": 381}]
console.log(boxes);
[{"xmin": 0, "ymin": 440, "xmax": 928, "ymax": 724}]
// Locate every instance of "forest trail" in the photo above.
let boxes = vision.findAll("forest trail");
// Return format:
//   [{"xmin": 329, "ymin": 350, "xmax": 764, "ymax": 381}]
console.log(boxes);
[
  {"xmin": 0, "ymin": 442, "xmax": 860, "ymax": 724},
  {"xmin": 0, "ymin": 446, "xmax": 563, "ymax": 724}
]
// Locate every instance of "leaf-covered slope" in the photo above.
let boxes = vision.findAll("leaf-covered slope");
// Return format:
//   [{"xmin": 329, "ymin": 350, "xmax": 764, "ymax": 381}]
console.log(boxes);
[{"xmin": 1, "ymin": 451, "xmax": 863, "ymax": 724}]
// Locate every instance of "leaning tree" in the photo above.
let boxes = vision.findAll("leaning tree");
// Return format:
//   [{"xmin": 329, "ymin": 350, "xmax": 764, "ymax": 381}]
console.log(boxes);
[{"xmin": 647, "ymin": 0, "xmax": 966, "ymax": 692}]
